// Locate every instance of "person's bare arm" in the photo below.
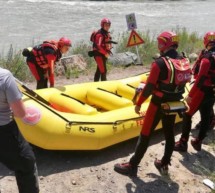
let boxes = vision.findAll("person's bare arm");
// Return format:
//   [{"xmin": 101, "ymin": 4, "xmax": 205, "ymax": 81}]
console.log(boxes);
[{"xmin": 10, "ymin": 99, "xmax": 26, "ymax": 118}]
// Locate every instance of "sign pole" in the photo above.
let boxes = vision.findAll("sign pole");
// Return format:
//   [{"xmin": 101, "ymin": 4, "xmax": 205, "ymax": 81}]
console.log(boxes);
[{"xmin": 135, "ymin": 45, "xmax": 141, "ymax": 65}]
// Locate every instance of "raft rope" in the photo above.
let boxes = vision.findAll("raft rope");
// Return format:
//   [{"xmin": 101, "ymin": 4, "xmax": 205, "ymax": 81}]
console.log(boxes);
[{"xmin": 15, "ymin": 78, "xmax": 51, "ymax": 106}]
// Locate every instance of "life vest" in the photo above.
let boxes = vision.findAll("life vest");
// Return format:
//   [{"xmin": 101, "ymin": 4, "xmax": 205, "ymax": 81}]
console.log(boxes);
[
  {"xmin": 156, "ymin": 56, "xmax": 192, "ymax": 96},
  {"xmin": 32, "ymin": 41, "xmax": 61, "ymax": 67},
  {"xmin": 90, "ymin": 29, "xmax": 112, "ymax": 51},
  {"xmin": 193, "ymin": 50, "xmax": 215, "ymax": 85}
]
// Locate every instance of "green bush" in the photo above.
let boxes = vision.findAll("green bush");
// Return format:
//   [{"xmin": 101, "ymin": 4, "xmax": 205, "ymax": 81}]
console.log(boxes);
[
  {"xmin": 176, "ymin": 27, "xmax": 203, "ymax": 55},
  {"xmin": 0, "ymin": 45, "xmax": 32, "ymax": 81}
]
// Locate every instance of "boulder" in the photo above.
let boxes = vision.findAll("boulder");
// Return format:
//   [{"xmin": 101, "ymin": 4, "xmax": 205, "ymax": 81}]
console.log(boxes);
[
  {"xmin": 55, "ymin": 54, "xmax": 87, "ymax": 75},
  {"xmin": 189, "ymin": 53, "xmax": 198, "ymax": 63},
  {"xmin": 108, "ymin": 52, "xmax": 138, "ymax": 66}
]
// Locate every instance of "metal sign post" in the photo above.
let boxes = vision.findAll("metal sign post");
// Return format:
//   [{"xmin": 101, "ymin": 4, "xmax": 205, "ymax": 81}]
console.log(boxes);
[
  {"xmin": 135, "ymin": 45, "xmax": 141, "ymax": 65},
  {"xmin": 126, "ymin": 13, "xmax": 144, "ymax": 65}
]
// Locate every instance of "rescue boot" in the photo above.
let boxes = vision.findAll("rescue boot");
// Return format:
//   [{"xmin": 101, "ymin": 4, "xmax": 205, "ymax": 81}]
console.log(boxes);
[
  {"xmin": 154, "ymin": 159, "xmax": 169, "ymax": 175},
  {"xmin": 174, "ymin": 138, "xmax": 188, "ymax": 152},
  {"xmin": 191, "ymin": 138, "xmax": 202, "ymax": 151},
  {"xmin": 114, "ymin": 162, "xmax": 137, "ymax": 177}
]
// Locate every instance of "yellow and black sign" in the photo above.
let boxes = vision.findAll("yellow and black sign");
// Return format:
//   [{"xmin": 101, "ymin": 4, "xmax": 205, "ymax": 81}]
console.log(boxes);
[{"xmin": 127, "ymin": 30, "xmax": 145, "ymax": 47}]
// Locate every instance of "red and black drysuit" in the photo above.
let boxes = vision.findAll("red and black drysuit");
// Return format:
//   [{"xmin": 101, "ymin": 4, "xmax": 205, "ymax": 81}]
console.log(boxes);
[
  {"xmin": 26, "ymin": 42, "xmax": 62, "ymax": 89},
  {"xmin": 180, "ymin": 47, "xmax": 215, "ymax": 141},
  {"xmin": 192, "ymin": 49, "xmax": 215, "ymax": 130},
  {"xmin": 129, "ymin": 49, "xmax": 191, "ymax": 167},
  {"xmin": 92, "ymin": 28, "xmax": 112, "ymax": 81}
]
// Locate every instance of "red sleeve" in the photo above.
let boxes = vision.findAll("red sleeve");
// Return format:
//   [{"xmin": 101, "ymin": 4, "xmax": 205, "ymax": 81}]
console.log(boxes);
[
  {"xmin": 46, "ymin": 54, "xmax": 56, "ymax": 86},
  {"xmin": 189, "ymin": 58, "xmax": 211, "ymax": 97},
  {"xmin": 136, "ymin": 62, "xmax": 161, "ymax": 106},
  {"xmin": 94, "ymin": 33, "xmax": 108, "ymax": 56}
]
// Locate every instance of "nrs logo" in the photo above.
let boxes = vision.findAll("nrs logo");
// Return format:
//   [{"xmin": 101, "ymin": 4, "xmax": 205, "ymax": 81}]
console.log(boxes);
[{"xmin": 79, "ymin": 126, "xmax": 95, "ymax": 133}]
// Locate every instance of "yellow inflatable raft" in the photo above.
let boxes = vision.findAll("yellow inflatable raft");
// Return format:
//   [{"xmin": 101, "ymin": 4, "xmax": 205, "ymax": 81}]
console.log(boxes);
[{"xmin": 15, "ymin": 72, "xmax": 189, "ymax": 150}]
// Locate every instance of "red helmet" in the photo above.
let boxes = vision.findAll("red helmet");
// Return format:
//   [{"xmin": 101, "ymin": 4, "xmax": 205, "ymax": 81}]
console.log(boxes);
[
  {"xmin": 58, "ymin": 37, "xmax": 72, "ymax": 48},
  {"xmin": 157, "ymin": 31, "xmax": 179, "ymax": 52},
  {"xmin": 203, "ymin": 31, "xmax": 215, "ymax": 47},
  {"xmin": 101, "ymin": 18, "xmax": 111, "ymax": 28}
]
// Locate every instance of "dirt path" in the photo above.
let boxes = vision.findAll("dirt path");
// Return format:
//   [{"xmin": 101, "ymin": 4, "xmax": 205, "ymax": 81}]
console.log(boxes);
[{"xmin": 0, "ymin": 65, "xmax": 214, "ymax": 193}]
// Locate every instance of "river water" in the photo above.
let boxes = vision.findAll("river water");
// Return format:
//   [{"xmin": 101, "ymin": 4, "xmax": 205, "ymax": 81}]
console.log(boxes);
[{"xmin": 0, "ymin": 0, "xmax": 214, "ymax": 52}]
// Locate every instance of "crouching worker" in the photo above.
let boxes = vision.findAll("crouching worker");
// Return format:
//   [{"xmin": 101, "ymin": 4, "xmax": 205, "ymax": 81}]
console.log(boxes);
[
  {"xmin": 114, "ymin": 31, "xmax": 191, "ymax": 176},
  {"xmin": 174, "ymin": 32, "xmax": 215, "ymax": 152},
  {"xmin": 0, "ymin": 67, "xmax": 39, "ymax": 193},
  {"xmin": 23, "ymin": 37, "xmax": 71, "ymax": 89}
]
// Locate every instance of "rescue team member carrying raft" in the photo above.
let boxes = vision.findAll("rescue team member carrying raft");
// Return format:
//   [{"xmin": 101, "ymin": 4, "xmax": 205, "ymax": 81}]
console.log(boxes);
[
  {"xmin": 174, "ymin": 31, "xmax": 215, "ymax": 152},
  {"xmin": 114, "ymin": 31, "xmax": 192, "ymax": 176},
  {"xmin": 23, "ymin": 37, "xmax": 71, "ymax": 89},
  {"xmin": 89, "ymin": 18, "xmax": 117, "ymax": 82}
]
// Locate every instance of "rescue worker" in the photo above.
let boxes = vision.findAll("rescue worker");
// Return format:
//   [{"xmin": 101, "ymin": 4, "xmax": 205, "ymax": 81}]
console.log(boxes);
[
  {"xmin": 0, "ymin": 67, "xmax": 39, "ymax": 193},
  {"xmin": 114, "ymin": 31, "xmax": 191, "ymax": 176},
  {"xmin": 191, "ymin": 49, "xmax": 215, "ymax": 131},
  {"xmin": 91, "ymin": 18, "xmax": 112, "ymax": 82},
  {"xmin": 24, "ymin": 37, "xmax": 71, "ymax": 89},
  {"xmin": 174, "ymin": 31, "xmax": 215, "ymax": 152}
]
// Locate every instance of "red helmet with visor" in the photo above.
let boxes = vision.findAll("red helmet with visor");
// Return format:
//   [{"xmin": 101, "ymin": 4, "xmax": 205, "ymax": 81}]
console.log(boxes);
[
  {"xmin": 203, "ymin": 31, "xmax": 215, "ymax": 47},
  {"xmin": 157, "ymin": 31, "xmax": 179, "ymax": 52}
]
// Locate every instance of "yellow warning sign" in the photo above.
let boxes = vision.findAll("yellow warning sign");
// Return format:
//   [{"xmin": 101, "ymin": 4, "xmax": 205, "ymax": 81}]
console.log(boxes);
[{"xmin": 127, "ymin": 30, "xmax": 144, "ymax": 47}]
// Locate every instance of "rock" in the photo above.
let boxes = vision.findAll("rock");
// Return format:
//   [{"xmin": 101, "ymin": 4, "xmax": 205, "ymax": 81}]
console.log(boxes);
[
  {"xmin": 72, "ymin": 180, "xmax": 77, "ymax": 185},
  {"xmin": 40, "ymin": 176, "xmax": 45, "ymax": 180},
  {"xmin": 153, "ymin": 53, "xmax": 160, "ymax": 59},
  {"xmin": 189, "ymin": 53, "xmax": 198, "ymax": 62},
  {"xmin": 55, "ymin": 54, "xmax": 87, "ymax": 76},
  {"xmin": 97, "ymin": 175, "xmax": 101, "ymax": 180},
  {"xmin": 108, "ymin": 52, "xmax": 138, "ymax": 66}
]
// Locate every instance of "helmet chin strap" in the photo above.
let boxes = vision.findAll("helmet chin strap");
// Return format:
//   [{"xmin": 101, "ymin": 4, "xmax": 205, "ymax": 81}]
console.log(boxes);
[{"xmin": 206, "ymin": 42, "xmax": 215, "ymax": 51}]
